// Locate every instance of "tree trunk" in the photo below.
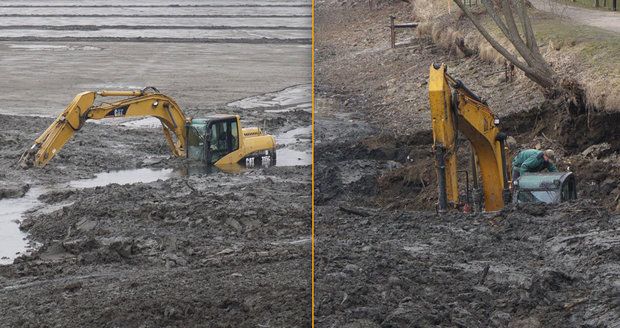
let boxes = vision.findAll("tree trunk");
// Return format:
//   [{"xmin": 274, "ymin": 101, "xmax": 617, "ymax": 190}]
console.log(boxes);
[{"xmin": 453, "ymin": 0, "xmax": 558, "ymax": 92}]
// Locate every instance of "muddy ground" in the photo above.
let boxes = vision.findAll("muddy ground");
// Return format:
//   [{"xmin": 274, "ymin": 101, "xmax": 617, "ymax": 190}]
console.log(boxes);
[
  {"xmin": 0, "ymin": 1, "xmax": 311, "ymax": 327},
  {"xmin": 0, "ymin": 99, "xmax": 311, "ymax": 327},
  {"xmin": 315, "ymin": 1, "xmax": 619, "ymax": 327},
  {"xmin": 0, "ymin": 95, "xmax": 311, "ymax": 327}
]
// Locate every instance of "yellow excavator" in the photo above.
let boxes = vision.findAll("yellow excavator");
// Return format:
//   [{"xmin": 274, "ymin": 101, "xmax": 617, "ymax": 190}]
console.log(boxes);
[
  {"xmin": 429, "ymin": 64, "xmax": 511, "ymax": 212},
  {"xmin": 19, "ymin": 87, "xmax": 277, "ymax": 168}
]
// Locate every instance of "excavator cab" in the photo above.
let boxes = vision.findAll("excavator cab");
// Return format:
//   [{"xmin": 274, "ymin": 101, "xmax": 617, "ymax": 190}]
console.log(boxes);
[
  {"xmin": 185, "ymin": 115, "xmax": 275, "ymax": 166},
  {"xmin": 186, "ymin": 116, "xmax": 239, "ymax": 164},
  {"xmin": 513, "ymin": 172, "xmax": 577, "ymax": 204}
]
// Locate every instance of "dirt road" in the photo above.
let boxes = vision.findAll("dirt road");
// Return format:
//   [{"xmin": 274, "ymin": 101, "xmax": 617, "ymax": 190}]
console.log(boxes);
[
  {"xmin": 315, "ymin": 1, "xmax": 620, "ymax": 327},
  {"xmin": 529, "ymin": 0, "xmax": 620, "ymax": 33}
]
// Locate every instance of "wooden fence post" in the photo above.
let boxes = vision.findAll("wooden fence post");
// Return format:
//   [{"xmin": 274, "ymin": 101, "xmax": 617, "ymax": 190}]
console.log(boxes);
[{"xmin": 390, "ymin": 16, "xmax": 396, "ymax": 48}]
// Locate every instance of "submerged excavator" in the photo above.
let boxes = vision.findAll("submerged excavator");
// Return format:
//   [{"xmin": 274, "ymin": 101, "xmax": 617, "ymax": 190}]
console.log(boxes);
[
  {"xmin": 428, "ymin": 64, "xmax": 576, "ymax": 212},
  {"xmin": 19, "ymin": 87, "xmax": 277, "ymax": 169}
]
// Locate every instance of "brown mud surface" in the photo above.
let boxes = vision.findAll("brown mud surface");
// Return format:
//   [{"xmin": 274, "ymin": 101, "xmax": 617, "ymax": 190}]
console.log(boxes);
[{"xmin": 315, "ymin": 1, "xmax": 620, "ymax": 327}]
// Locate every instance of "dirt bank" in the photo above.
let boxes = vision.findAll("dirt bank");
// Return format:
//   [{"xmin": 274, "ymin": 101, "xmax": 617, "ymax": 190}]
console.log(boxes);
[
  {"xmin": 315, "ymin": 0, "xmax": 620, "ymax": 210},
  {"xmin": 315, "ymin": 1, "xmax": 620, "ymax": 326}
]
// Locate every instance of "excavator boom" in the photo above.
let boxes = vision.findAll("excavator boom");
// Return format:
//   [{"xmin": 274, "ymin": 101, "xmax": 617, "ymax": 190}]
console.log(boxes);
[
  {"xmin": 429, "ymin": 64, "xmax": 511, "ymax": 212},
  {"xmin": 20, "ymin": 87, "xmax": 188, "ymax": 168}
]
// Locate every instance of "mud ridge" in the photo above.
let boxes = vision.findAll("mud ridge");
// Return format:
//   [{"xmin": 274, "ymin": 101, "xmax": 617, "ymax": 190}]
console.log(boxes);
[
  {"xmin": 0, "ymin": 25, "xmax": 312, "ymax": 31},
  {"xmin": 0, "ymin": 36, "xmax": 312, "ymax": 44},
  {"xmin": 0, "ymin": 4, "xmax": 312, "ymax": 8},
  {"xmin": 0, "ymin": 14, "xmax": 313, "ymax": 18}
]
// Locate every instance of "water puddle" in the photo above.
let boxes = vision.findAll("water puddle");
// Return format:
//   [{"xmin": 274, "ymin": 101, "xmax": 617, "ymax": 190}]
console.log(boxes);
[
  {"xmin": 8, "ymin": 44, "xmax": 102, "ymax": 51},
  {"xmin": 118, "ymin": 117, "xmax": 162, "ymax": 128},
  {"xmin": 276, "ymin": 149, "xmax": 311, "ymax": 167},
  {"xmin": 265, "ymin": 103, "xmax": 311, "ymax": 113},
  {"xmin": 68, "ymin": 168, "xmax": 174, "ymax": 189},
  {"xmin": 227, "ymin": 84, "xmax": 311, "ymax": 111},
  {"xmin": 89, "ymin": 116, "xmax": 163, "ymax": 129},
  {"xmin": 0, "ymin": 188, "xmax": 43, "ymax": 264},
  {"xmin": 275, "ymin": 125, "xmax": 311, "ymax": 167},
  {"xmin": 277, "ymin": 125, "xmax": 311, "ymax": 143},
  {"xmin": 0, "ymin": 168, "xmax": 176, "ymax": 265},
  {"xmin": 0, "ymin": 29, "xmax": 310, "ymax": 42},
  {"xmin": 77, "ymin": 82, "xmax": 146, "ymax": 90}
]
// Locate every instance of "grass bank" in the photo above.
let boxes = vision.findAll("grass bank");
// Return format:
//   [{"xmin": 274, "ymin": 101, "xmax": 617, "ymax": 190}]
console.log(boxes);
[{"xmin": 411, "ymin": 1, "xmax": 620, "ymax": 109}]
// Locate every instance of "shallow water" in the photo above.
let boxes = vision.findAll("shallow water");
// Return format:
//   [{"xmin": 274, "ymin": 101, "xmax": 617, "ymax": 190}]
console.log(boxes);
[
  {"xmin": 275, "ymin": 126, "xmax": 311, "ymax": 167},
  {"xmin": 0, "ymin": 7, "xmax": 310, "ymax": 18},
  {"xmin": 68, "ymin": 168, "xmax": 175, "ymax": 189},
  {"xmin": 277, "ymin": 125, "xmax": 311, "ymax": 143},
  {"xmin": 0, "ymin": 1, "xmax": 308, "ymax": 7},
  {"xmin": 0, "ymin": 1, "xmax": 310, "ymax": 42},
  {"xmin": 228, "ymin": 84, "xmax": 311, "ymax": 110},
  {"xmin": 0, "ymin": 168, "xmax": 177, "ymax": 265},
  {"xmin": 0, "ymin": 28, "xmax": 309, "ymax": 40},
  {"xmin": 275, "ymin": 148, "xmax": 311, "ymax": 167},
  {"xmin": 0, "ymin": 187, "xmax": 43, "ymax": 264}
]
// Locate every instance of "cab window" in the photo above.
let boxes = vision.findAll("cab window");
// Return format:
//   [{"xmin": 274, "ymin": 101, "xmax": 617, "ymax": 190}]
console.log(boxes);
[
  {"xmin": 187, "ymin": 124, "xmax": 206, "ymax": 161},
  {"xmin": 207, "ymin": 119, "xmax": 239, "ymax": 164}
]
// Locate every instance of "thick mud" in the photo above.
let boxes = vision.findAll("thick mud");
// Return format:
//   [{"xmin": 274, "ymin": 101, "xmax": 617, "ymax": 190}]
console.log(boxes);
[
  {"xmin": 316, "ymin": 200, "xmax": 620, "ymax": 327},
  {"xmin": 315, "ymin": 1, "xmax": 620, "ymax": 327},
  {"xmin": 0, "ymin": 80, "xmax": 311, "ymax": 326},
  {"xmin": 315, "ymin": 106, "xmax": 620, "ymax": 326},
  {"xmin": 1, "ymin": 169, "xmax": 310, "ymax": 328}
]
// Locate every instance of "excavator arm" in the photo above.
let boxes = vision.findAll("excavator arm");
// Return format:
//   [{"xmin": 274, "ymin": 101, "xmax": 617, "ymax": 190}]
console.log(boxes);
[
  {"xmin": 20, "ymin": 87, "xmax": 188, "ymax": 168},
  {"xmin": 429, "ymin": 64, "xmax": 511, "ymax": 212}
]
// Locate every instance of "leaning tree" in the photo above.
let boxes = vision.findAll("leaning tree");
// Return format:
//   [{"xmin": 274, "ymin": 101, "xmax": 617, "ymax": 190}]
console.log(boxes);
[{"xmin": 452, "ymin": 0, "xmax": 559, "ymax": 94}]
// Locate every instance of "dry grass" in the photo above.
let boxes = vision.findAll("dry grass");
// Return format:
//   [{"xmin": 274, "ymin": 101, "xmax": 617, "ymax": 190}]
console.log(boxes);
[
  {"xmin": 557, "ymin": 0, "xmax": 616, "ymax": 10},
  {"xmin": 410, "ymin": 0, "xmax": 620, "ymax": 110},
  {"xmin": 531, "ymin": 16, "xmax": 620, "ymax": 110}
]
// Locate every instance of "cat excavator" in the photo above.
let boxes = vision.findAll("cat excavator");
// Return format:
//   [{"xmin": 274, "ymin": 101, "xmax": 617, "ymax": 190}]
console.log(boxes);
[
  {"xmin": 429, "ymin": 64, "xmax": 578, "ymax": 212},
  {"xmin": 19, "ymin": 87, "xmax": 276, "ymax": 168},
  {"xmin": 429, "ymin": 64, "xmax": 511, "ymax": 212}
]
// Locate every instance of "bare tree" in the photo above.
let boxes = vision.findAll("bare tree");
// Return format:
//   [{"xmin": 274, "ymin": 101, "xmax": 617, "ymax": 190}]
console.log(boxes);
[{"xmin": 453, "ymin": 0, "xmax": 557, "ymax": 93}]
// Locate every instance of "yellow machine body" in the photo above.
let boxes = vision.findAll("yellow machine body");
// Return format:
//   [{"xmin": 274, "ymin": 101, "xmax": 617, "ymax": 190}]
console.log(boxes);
[
  {"xmin": 191, "ymin": 114, "xmax": 276, "ymax": 166},
  {"xmin": 429, "ymin": 64, "xmax": 510, "ymax": 212},
  {"xmin": 20, "ymin": 88, "xmax": 276, "ymax": 169}
]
